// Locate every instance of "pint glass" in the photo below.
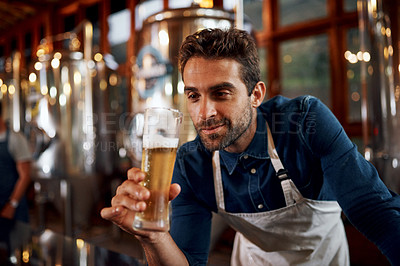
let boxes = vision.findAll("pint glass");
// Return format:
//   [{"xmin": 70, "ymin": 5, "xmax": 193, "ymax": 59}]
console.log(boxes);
[{"xmin": 133, "ymin": 107, "xmax": 183, "ymax": 231}]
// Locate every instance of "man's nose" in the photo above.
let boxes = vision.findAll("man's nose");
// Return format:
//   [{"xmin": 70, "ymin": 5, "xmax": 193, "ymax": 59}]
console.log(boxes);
[{"xmin": 199, "ymin": 98, "xmax": 217, "ymax": 120}]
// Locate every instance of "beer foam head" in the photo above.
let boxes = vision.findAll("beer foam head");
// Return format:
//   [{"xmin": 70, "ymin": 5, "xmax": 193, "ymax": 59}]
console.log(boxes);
[{"xmin": 143, "ymin": 134, "xmax": 179, "ymax": 149}]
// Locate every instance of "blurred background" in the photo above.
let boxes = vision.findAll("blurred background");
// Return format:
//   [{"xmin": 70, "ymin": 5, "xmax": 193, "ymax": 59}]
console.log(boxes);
[{"xmin": 0, "ymin": 0, "xmax": 399, "ymax": 265}]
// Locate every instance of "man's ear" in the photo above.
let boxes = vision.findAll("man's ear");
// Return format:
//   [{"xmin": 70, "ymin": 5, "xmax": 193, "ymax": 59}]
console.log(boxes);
[{"xmin": 251, "ymin": 81, "xmax": 266, "ymax": 108}]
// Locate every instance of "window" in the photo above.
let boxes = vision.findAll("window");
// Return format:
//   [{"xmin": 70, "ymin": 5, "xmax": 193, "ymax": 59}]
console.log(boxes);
[
  {"xmin": 279, "ymin": 0, "xmax": 327, "ymax": 27},
  {"xmin": 344, "ymin": 0, "xmax": 358, "ymax": 13},
  {"xmin": 245, "ymin": 0, "xmax": 263, "ymax": 31},
  {"xmin": 256, "ymin": 0, "xmax": 359, "ymax": 137},
  {"xmin": 135, "ymin": 0, "xmax": 163, "ymax": 31},
  {"xmin": 258, "ymin": 47, "xmax": 268, "ymax": 97},
  {"xmin": 223, "ymin": 0, "xmax": 263, "ymax": 30},
  {"xmin": 280, "ymin": 34, "xmax": 330, "ymax": 106},
  {"xmin": 108, "ymin": 8, "xmax": 131, "ymax": 64}
]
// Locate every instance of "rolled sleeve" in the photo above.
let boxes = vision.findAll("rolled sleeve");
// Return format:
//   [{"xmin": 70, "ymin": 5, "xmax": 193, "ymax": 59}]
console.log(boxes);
[{"xmin": 9, "ymin": 131, "xmax": 32, "ymax": 162}]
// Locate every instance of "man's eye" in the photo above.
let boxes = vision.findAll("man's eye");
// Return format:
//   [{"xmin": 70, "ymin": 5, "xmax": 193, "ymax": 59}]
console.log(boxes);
[
  {"xmin": 187, "ymin": 93, "xmax": 199, "ymax": 100},
  {"xmin": 214, "ymin": 91, "xmax": 230, "ymax": 98}
]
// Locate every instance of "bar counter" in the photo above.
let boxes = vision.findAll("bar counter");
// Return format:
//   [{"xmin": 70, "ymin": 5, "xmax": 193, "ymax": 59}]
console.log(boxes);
[{"xmin": 1, "ymin": 222, "xmax": 146, "ymax": 266}]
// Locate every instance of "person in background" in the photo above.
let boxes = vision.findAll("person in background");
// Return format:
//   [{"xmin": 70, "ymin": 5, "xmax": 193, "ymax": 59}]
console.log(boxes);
[
  {"xmin": 101, "ymin": 28, "xmax": 400, "ymax": 265},
  {"xmin": 0, "ymin": 101, "xmax": 31, "ymax": 256}
]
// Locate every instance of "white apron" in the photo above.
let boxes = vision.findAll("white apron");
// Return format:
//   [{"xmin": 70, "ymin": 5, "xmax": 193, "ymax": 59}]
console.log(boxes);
[{"xmin": 212, "ymin": 123, "xmax": 349, "ymax": 266}]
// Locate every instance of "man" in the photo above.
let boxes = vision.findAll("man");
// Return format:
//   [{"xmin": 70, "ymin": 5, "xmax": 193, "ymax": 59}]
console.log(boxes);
[
  {"xmin": 0, "ymin": 101, "xmax": 31, "ymax": 253},
  {"xmin": 101, "ymin": 28, "xmax": 400, "ymax": 265}
]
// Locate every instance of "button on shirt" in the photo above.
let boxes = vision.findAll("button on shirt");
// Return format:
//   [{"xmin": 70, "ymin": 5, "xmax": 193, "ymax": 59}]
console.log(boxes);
[{"xmin": 170, "ymin": 95, "xmax": 400, "ymax": 266}]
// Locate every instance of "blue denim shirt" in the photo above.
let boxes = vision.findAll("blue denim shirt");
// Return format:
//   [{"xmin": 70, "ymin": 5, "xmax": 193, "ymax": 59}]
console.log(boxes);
[{"xmin": 170, "ymin": 95, "xmax": 400, "ymax": 265}]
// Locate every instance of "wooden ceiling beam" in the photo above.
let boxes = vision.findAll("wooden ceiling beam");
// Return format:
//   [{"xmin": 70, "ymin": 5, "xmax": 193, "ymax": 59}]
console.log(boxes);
[{"xmin": 58, "ymin": 0, "xmax": 101, "ymax": 15}]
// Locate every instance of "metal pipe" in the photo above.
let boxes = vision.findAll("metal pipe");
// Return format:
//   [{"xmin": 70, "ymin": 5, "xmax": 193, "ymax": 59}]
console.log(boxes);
[
  {"xmin": 83, "ymin": 21, "xmax": 95, "ymax": 172},
  {"xmin": 235, "ymin": 0, "xmax": 244, "ymax": 29},
  {"xmin": 12, "ymin": 52, "xmax": 21, "ymax": 132}
]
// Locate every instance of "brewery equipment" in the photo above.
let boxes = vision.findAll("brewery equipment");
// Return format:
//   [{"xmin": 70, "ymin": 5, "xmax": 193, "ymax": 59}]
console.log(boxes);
[
  {"xmin": 358, "ymin": 0, "xmax": 400, "ymax": 193},
  {"xmin": 28, "ymin": 21, "xmax": 121, "ymax": 234},
  {"xmin": 0, "ymin": 51, "xmax": 25, "ymax": 134}
]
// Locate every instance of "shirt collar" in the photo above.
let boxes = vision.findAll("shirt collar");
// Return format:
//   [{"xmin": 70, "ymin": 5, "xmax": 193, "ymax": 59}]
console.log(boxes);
[{"xmin": 219, "ymin": 109, "xmax": 270, "ymax": 175}]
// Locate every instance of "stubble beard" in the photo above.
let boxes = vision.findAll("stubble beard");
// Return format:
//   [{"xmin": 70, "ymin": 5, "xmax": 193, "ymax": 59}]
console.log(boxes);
[{"xmin": 196, "ymin": 103, "xmax": 253, "ymax": 152}]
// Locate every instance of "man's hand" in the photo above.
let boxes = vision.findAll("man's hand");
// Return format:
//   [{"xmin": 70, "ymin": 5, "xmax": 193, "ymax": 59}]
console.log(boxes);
[{"xmin": 100, "ymin": 167, "xmax": 181, "ymax": 237}]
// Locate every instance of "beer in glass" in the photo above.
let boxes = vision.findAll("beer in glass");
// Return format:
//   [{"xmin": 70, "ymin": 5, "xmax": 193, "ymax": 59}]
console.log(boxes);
[{"xmin": 133, "ymin": 107, "xmax": 182, "ymax": 231}]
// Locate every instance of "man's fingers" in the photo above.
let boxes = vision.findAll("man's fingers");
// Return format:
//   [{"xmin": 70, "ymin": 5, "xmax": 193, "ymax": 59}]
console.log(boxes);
[
  {"xmin": 169, "ymin": 183, "xmax": 181, "ymax": 201},
  {"xmin": 111, "ymin": 193, "xmax": 147, "ymax": 212},
  {"xmin": 100, "ymin": 206, "xmax": 138, "ymax": 234},
  {"xmin": 127, "ymin": 168, "xmax": 146, "ymax": 182},
  {"xmin": 115, "ymin": 180, "xmax": 150, "ymax": 201},
  {"xmin": 100, "ymin": 206, "xmax": 123, "ymax": 220}
]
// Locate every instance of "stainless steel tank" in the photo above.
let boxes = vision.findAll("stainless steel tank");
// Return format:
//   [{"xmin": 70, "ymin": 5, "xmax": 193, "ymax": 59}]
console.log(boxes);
[
  {"xmin": 358, "ymin": 0, "xmax": 400, "ymax": 193},
  {"xmin": 0, "ymin": 51, "xmax": 25, "ymax": 134},
  {"xmin": 28, "ymin": 21, "xmax": 121, "ymax": 234},
  {"xmin": 31, "ymin": 52, "xmax": 117, "ymax": 178},
  {"xmin": 126, "ymin": 6, "xmax": 235, "ymax": 165}
]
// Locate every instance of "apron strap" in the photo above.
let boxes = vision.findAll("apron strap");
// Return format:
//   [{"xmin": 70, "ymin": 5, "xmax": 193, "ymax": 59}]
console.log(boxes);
[
  {"xmin": 212, "ymin": 151, "xmax": 225, "ymax": 210},
  {"xmin": 266, "ymin": 123, "xmax": 299, "ymax": 206},
  {"xmin": 266, "ymin": 124, "xmax": 286, "ymax": 178}
]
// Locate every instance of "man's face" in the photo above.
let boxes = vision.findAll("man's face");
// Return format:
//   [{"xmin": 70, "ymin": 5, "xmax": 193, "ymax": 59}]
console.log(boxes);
[{"xmin": 183, "ymin": 57, "xmax": 254, "ymax": 152}]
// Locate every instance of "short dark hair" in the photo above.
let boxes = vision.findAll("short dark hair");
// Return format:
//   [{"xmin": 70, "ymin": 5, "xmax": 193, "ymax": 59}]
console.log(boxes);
[{"xmin": 178, "ymin": 28, "xmax": 260, "ymax": 96}]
